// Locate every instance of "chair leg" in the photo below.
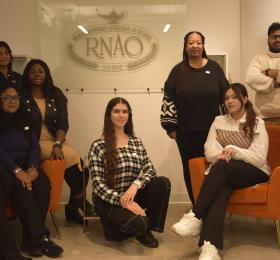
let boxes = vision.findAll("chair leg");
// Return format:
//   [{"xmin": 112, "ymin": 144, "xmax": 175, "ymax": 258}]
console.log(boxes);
[
  {"xmin": 50, "ymin": 211, "xmax": 61, "ymax": 240},
  {"xmin": 276, "ymin": 220, "xmax": 280, "ymax": 247},
  {"xmin": 83, "ymin": 161, "xmax": 87, "ymax": 233}
]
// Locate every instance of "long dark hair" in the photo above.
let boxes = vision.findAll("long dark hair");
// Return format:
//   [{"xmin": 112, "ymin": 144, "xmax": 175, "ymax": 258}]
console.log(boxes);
[
  {"xmin": 183, "ymin": 31, "xmax": 207, "ymax": 64},
  {"xmin": 224, "ymin": 83, "xmax": 257, "ymax": 140},
  {"xmin": 0, "ymin": 83, "xmax": 32, "ymax": 138},
  {"xmin": 103, "ymin": 97, "xmax": 134, "ymax": 187},
  {"xmin": 0, "ymin": 41, "xmax": 13, "ymax": 71},
  {"xmin": 21, "ymin": 59, "xmax": 67, "ymax": 104}
]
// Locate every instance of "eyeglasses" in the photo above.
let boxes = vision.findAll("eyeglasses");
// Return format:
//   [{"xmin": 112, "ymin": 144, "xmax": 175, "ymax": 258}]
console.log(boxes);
[
  {"xmin": 1, "ymin": 95, "xmax": 21, "ymax": 103},
  {"xmin": 269, "ymin": 34, "xmax": 280, "ymax": 40}
]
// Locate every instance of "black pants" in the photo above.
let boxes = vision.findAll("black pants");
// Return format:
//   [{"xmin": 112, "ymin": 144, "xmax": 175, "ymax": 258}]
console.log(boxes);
[
  {"xmin": 176, "ymin": 130, "xmax": 208, "ymax": 205},
  {"xmin": 10, "ymin": 168, "xmax": 51, "ymax": 248},
  {"xmin": 0, "ymin": 164, "xmax": 16, "ymax": 257},
  {"xmin": 193, "ymin": 160, "xmax": 269, "ymax": 249},
  {"xmin": 95, "ymin": 177, "xmax": 171, "ymax": 241}
]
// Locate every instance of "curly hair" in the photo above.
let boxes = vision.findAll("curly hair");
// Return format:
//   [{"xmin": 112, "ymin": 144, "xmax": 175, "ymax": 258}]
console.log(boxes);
[{"xmin": 103, "ymin": 97, "xmax": 134, "ymax": 187}]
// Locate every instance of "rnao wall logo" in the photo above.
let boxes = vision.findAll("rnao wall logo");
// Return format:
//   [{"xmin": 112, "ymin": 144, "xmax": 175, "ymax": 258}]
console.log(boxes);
[{"xmin": 68, "ymin": 10, "xmax": 159, "ymax": 73}]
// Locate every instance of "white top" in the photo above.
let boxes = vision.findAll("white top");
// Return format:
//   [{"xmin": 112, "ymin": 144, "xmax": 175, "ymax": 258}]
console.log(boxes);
[
  {"xmin": 246, "ymin": 51, "xmax": 280, "ymax": 118},
  {"xmin": 204, "ymin": 114, "xmax": 270, "ymax": 175}
]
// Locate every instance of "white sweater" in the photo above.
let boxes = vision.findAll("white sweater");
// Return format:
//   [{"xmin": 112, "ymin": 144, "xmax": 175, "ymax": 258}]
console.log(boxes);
[
  {"xmin": 246, "ymin": 51, "xmax": 280, "ymax": 118},
  {"xmin": 204, "ymin": 114, "xmax": 270, "ymax": 175}
]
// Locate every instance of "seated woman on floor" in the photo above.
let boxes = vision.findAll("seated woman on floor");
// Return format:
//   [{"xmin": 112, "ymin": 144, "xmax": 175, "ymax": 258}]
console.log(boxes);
[
  {"xmin": 0, "ymin": 83, "xmax": 63, "ymax": 258},
  {"xmin": 88, "ymin": 97, "xmax": 171, "ymax": 248},
  {"xmin": 171, "ymin": 83, "xmax": 270, "ymax": 260},
  {"xmin": 21, "ymin": 59, "xmax": 94, "ymax": 224}
]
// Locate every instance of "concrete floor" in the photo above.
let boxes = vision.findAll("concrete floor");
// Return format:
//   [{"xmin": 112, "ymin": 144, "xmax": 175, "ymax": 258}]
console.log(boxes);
[{"xmin": 12, "ymin": 203, "xmax": 280, "ymax": 260}]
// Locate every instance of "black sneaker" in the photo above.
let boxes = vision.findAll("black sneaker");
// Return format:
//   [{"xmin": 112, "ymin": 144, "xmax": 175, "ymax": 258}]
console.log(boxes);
[{"xmin": 40, "ymin": 236, "xmax": 63, "ymax": 258}]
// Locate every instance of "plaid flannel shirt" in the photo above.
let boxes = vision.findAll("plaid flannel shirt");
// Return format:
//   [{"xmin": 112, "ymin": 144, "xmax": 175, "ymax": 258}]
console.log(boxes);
[{"xmin": 88, "ymin": 136, "xmax": 157, "ymax": 205}]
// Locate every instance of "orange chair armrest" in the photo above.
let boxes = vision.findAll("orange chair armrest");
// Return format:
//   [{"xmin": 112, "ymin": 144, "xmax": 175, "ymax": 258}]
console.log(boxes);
[
  {"xmin": 267, "ymin": 166, "xmax": 280, "ymax": 216},
  {"xmin": 189, "ymin": 157, "xmax": 208, "ymax": 202},
  {"xmin": 41, "ymin": 160, "xmax": 65, "ymax": 211}
]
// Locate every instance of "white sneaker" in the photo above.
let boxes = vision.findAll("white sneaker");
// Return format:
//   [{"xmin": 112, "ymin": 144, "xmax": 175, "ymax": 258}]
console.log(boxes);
[
  {"xmin": 199, "ymin": 241, "xmax": 220, "ymax": 260},
  {"xmin": 171, "ymin": 210, "xmax": 201, "ymax": 236}
]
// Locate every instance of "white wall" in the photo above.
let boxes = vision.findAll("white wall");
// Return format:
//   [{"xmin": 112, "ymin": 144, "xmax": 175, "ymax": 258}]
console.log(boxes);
[
  {"xmin": 63, "ymin": 0, "xmax": 241, "ymax": 202},
  {"xmin": 185, "ymin": 0, "xmax": 241, "ymax": 82},
  {"xmin": 1, "ymin": 0, "xmax": 241, "ymax": 203}
]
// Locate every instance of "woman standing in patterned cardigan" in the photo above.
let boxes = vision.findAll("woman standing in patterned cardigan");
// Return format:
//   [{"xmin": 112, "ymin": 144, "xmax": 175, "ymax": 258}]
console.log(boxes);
[
  {"xmin": 88, "ymin": 97, "xmax": 171, "ymax": 248},
  {"xmin": 171, "ymin": 83, "xmax": 270, "ymax": 260}
]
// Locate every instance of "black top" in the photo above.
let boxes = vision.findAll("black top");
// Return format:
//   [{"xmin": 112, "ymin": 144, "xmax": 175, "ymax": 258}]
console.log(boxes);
[
  {"xmin": 161, "ymin": 59, "xmax": 228, "ymax": 132},
  {"xmin": 0, "ymin": 115, "xmax": 40, "ymax": 173},
  {"xmin": 0, "ymin": 70, "xmax": 22, "ymax": 90}
]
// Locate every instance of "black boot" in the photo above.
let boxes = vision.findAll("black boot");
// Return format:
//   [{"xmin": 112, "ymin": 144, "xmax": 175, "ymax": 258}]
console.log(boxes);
[
  {"xmin": 65, "ymin": 203, "xmax": 83, "ymax": 224},
  {"xmin": 136, "ymin": 230, "xmax": 159, "ymax": 248},
  {"xmin": 64, "ymin": 164, "xmax": 96, "ymax": 222}
]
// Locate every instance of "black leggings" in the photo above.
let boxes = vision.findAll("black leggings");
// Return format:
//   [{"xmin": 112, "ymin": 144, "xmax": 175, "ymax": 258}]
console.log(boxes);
[
  {"xmin": 176, "ymin": 130, "xmax": 208, "ymax": 205},
  {"xmin": 193, "ymin": 160, "xmax": 269, "ymax": 249}
]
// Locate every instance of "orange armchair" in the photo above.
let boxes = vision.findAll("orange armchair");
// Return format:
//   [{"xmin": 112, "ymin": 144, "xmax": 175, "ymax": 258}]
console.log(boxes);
[
  {"xmin": 5, "ymin": 160, "xmax": 65, "ymax": 239},
  {"xmin": 189, "ymin": 124, "xmax": 280, "ymax": 246}
]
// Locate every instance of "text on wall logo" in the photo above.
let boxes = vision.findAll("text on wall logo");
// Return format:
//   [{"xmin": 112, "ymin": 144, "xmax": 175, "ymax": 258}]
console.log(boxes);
[{"xmin": 68, "ymin": 10, "xmax": 159, "ymax": 73}]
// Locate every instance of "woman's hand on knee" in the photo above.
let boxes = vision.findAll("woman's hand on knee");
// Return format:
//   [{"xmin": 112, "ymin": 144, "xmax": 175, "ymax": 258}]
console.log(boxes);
[
  {"xmin": 125, "ymin": 201, "xmax": 146, "ymax": 217},
  {"xmin": 15, "ymin": 170, "xmax": 32, "ymax": 190},
  {"xmin": 120, "ymin": 184, "xmax": 138, "ymax": 208},
  {"xmin": 27, "ymin": 167, "xmax": 38, "ymax": 181}
]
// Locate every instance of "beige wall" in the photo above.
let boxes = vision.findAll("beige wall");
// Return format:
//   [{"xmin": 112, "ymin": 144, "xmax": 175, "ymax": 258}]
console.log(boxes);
[
  {"xmin": 0, "ymin": 0, "xmax": 39, "ymax": 57},
  {"xmin": 1, "ymin": 0, "xmax": 243, "ymax": 203},
  {"xmin": 241, "ymin": 0, "xmax": 280, "ymax": 101}
]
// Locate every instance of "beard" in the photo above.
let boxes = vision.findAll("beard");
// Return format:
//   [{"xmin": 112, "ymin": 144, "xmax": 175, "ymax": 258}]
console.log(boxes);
[{"xmin": 269, "ymin": 44, "xmax": 280, "ymax": 53}]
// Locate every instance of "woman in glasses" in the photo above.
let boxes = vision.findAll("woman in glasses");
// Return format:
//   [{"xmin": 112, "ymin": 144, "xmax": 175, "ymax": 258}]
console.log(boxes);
[
  {"xmin": 0, "ymin": 83, "xmax": 63, "ymax": 258},
  {"xmin": 0, "ymin": 41, "xmax": 21, "ymax": 90}
]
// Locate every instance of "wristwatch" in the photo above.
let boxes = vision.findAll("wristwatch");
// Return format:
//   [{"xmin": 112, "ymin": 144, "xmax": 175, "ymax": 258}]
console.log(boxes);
[
  {"xmin": 133, "ymin": 179, "xmax": 141, "ymax": 189},
  {"xmin": 53, "ymin": 140, "xmax": 63, "ymax": 148}
]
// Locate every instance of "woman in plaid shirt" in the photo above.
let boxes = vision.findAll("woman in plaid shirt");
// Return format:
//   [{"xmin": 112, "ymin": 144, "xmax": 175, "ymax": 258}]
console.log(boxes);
[{"xmin": 88, "ymin": 97, "xmax": 171, "ymax": 248}]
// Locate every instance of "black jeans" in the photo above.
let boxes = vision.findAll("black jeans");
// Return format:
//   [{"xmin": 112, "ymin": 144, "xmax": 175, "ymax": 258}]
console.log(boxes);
[
  {"xmin": 0, "ymin": 164, "xmax": 15, "ymax": 257},
  {"xmin": 95, "ymin": 176, "xmax": 171, "ymax": 241},
  {"xmin": 192, "ymin": 160, "xmax": 269, "ymax": 249},
  {"xmin": 176, "ymin": 130, "xmax": 208, "ymax": 205},
  {"xmin": 10, "ymin": 168, "xmax": 51, "ymax": 248}
]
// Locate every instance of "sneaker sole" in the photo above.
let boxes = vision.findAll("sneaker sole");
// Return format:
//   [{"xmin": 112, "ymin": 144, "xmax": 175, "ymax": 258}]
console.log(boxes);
[{"xmin": 171, "ymin": 226, "xmax": 200, "ymax": 237}]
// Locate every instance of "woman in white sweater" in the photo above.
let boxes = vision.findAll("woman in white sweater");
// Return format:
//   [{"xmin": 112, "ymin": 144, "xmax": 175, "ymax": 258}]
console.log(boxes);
[{"xmin": 171, "ymin": 83, "xmax": 270, "ymax": 260}]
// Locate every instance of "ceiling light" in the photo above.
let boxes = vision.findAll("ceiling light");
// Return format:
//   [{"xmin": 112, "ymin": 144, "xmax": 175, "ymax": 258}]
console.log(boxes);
[
  {"xmin": 163, "ymin": 24, "xmax": 171, "ymax": 33},
  {"xmin": 77, "ymin": 25, "xmax": 88, "ymax": 34}
]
